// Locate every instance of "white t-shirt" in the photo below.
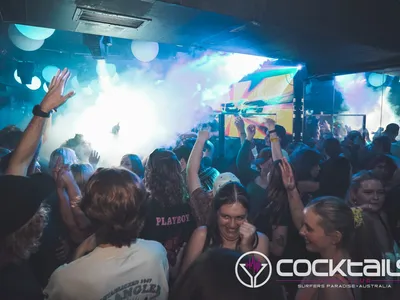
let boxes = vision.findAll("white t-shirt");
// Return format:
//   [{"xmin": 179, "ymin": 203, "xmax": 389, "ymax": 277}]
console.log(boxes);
[{"xmin": 44, "ymin": 239, "xmax": 169, "ymax": 300}]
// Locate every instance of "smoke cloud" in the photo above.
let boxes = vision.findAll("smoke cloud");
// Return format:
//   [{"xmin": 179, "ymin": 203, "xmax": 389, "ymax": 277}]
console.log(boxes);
[{"xmin": 42, "ymin": 52, "xmax": 268, "ymax": 166}]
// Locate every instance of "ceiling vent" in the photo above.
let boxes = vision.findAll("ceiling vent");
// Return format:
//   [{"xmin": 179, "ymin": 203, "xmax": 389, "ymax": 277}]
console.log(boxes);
[{"xmin": 73, "ymin": 7, "xmax": 151, "ymax": 29}]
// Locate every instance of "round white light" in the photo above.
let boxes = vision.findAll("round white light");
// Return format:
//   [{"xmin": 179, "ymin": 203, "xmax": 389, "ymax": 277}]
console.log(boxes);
[
  {"xmin": 14, "ymin": 70, "xmax": 22, "ymax": 84},
  {"xmin": 15, "ymin": 24, "xmax": 55, "ymax": 40},
  {"xmin": 8, "ymin": 25, "xmax": 44, "ymax": 51},
  {"xmin": 26, "ymin": 76, "xmax": 41, "ymax": 90},
  {"xmin": 131, "ymin": 40, "xmax": 159, "ymax": 63},
  {"xmin": 368, "ymin": 73, "xmax": 387, "ymax": 87},
  {"xmin": 42, "ymin": 65, "xmax": 59, "ymax": 82}
]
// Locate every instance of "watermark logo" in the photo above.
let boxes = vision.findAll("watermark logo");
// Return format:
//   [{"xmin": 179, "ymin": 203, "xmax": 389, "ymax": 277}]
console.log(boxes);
[
  {"xmin": 236, "ymin": 253, "xmax": 399, "ymax": 288},
  {"xmin": 276, "ymin": 259, "xmax": 400, "ymax": 277},
  {"xmin": 235, "ymin": 251, "xmax": 272, "ymax": 288}
]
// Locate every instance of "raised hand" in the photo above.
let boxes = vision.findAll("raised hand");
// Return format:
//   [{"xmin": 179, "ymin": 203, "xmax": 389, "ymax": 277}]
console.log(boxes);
[
  {"xmin": 239, "ymin": 220, "xmax": 257, "ymax": 251},
  {"xmin": 89, "ymin": 150, "xmax": 100, "ymax": 166},
  {"xmin": 198, "ymin": 124, "xmax": 217, "ymax": 141},
  {"xmin": 54, "ymin": 157, "xmax": 75, "ymax": 189},
  {"xmin": 345, "ymin": 125, "xmax": 352, "ymax": 134},
  {"xmin": 264, "ymin": 118, "xmax": 276, "ymax": 131},
  {"xmin": 234, "ymin": 116, "xmax": 245, "ymax": 133},
  {"xmin": 279, "ymin": 158, "xmax": 296, "ymax": 191},
  {"xmin": 319, "ymin": 120, "xmax": 331, "ymax": 133},
  {"xmin": 246, "ymin": 124, "xmax": 256, "ymax": 140},
  {"xmin": 40, "ymin": 68, "xmax": 75, "ymax": 113}
]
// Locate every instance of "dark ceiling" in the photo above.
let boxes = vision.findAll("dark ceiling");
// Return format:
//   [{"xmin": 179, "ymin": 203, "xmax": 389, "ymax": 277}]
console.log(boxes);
[{"xmin": 1, "ymin": 0, "xmax": 400, "ymax": 77}]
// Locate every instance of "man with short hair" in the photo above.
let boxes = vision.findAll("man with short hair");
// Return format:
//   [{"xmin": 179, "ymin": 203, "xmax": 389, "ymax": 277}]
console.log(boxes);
[
  {"xmin": 384, "ymin": 123, "xmax": 400, "ymax": 158},
  {"xmin": 44, "ymin": 168, "xmax": 169, "ymax": 300}
]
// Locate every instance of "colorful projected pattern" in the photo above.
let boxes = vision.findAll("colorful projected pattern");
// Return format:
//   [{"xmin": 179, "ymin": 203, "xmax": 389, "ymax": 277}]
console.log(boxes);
[{"xmin": 224, "ymin": 67, "xmax": 297, "ymax": 138}]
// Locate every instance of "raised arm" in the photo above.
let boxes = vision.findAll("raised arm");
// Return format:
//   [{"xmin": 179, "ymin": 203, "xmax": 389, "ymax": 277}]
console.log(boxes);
[
  {"xmin": 27, "ymin": 140, "xmax": 42, "ymax": 175},
  {"xmin": 65, "ymin": 180, "xmax": 91, "ymax": 232},
  {"xmin": 187, "ymin": 130, "xmax": 210, "ymax": 194},
  {"xmin": 6, "ymin": 69, "xmax": 74, "ymax": 176},
  {"xmin": 57, "ymin": 189, "xmax": 87, "ymax": 243},
  {"xmin": 265, "ymin": 118, "xmax": 283, "ymax": 161},
  {"xmin": 55, "ymin": 164, "xmax": 89, "ymax": 243},
  {"xmin": 280, "ymin": 158, "xmax": 304, "ymax": 231},
  {"xmin": 42, "ymin": 114, "xmax": 52, "ymax": 144},
  {"xmin": 234, "ymin": 116, "xmax": 247, "ymax": 145}
]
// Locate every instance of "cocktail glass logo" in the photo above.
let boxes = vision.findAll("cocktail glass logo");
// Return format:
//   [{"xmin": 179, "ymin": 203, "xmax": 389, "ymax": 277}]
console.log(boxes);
[{"xmin": 235, "ymin": 251, "xmax": 272, "ymax": 288}]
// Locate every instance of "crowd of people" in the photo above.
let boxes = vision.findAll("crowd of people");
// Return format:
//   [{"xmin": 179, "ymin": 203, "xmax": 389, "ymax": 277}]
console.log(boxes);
[{"xmin": 1, "ymin": 68, "xmax": 400, "ymax": 300}]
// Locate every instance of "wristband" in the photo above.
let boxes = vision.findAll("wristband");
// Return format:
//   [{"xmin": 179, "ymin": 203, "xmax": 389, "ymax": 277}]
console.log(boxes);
[
  {"xmin": 32, "ymin": 105, "xmax": 52, "ymax": 118},
  {"xmin": 270, "ymin": 137, "xmax": 279, "ymax": 143},
  {"xmin": 268, "ymin": 129, "xmax": 276, "ymax": 134}
]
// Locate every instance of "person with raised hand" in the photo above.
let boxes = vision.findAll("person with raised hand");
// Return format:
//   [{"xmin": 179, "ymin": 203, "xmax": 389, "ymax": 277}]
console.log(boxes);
[
  {"xmin": 182, "ymin": 125, "xmax": 269, "ymax": 274},
  {"xmin": 186, "ymin": 125, "xmax": 218, "ymax": 226},
  {"xmin": 236, "ymin": 121, "xmax": 272, "ymax": 220},
  {"xmin": 0, "ymin": 69, "xmax": 74, "ymax": 299},
  {"xmin": 6, "ymin": 68, "xmax": 75, "ymax": 176}
]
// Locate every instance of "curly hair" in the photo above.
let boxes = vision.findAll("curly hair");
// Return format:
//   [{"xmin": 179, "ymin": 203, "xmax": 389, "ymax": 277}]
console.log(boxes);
[
  {"xmin": 0, "ymin": 204, "xmax": 49, "ymax": 265},
  {"xmin": 145, "ymin": 149, "xmax": 186, "ymax": 207},
  {"xmin": 80, "ymin": 168, "xmax": 147, "ymax": 247}
]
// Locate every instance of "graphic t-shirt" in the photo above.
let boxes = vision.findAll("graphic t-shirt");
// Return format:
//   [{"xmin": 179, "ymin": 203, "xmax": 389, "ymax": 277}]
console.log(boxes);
[
  {"xmin": 44, "ymin": 239, "xmax": 169, "ymax": 300},
  {"xmin": 140, "ymin": 201, "xmax": 196, "ymax": 267}
]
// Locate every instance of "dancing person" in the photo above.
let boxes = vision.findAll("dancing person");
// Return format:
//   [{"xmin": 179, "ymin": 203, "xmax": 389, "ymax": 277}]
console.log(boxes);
[
  {"xmin": 140, "ymin": 149, "xmax": 195, "ymax": 279},
  {"xmin": 0, "ymin": 68, "xmax": 75, "ymax": 298},
  {"xmin": 181, "ymin": 171, "xmax": 269, "ymax": 274},
  {"xmin": 296, "ymin": 197, "xmax": 362, "ymax": 300},
  {"xmin": 44, "ymin": 168, "xmax": 169, "ymax": 300},
  {"xmin": 347, "ymin": 171, "xmax": 399, "ymax": 261}
]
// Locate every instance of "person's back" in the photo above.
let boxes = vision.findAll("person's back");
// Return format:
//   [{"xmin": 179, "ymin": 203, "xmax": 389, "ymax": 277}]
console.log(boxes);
[
  {"xmin": 141, "ymin": 200, "xmax": 195, "ymax": 266},
  {"xmin": 44, "ymin": 168, "xmax": 169, "ymax": 300},
  {"xmin": 44, "ymin": 239, "xmax": 169, "ymax": 300}
]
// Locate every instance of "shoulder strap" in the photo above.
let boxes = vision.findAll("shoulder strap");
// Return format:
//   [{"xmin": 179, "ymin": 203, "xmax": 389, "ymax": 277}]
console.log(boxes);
[{"xmin": 202, "ymin": 228, "xmax": 212, "ymax": 253}]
